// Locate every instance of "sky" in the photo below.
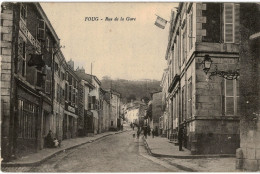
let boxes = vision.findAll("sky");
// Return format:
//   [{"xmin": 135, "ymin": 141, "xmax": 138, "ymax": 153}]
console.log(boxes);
[{"xmin": 40, "ymin": 2, "xmax": 178, "ymax": 81}]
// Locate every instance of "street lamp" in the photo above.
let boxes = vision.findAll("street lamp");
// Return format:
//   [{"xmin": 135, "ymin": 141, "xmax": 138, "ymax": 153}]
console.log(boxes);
[
  {"xmin": 201, "ymin": 54, "xmax": 212, "ymax": 75},
  {"xmin": 201, "ymin": 54, "xmax": 240, "ymax": 80}
]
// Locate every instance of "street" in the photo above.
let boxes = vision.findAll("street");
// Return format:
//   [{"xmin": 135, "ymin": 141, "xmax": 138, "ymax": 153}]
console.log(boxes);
[{"xmin": 2, "ymin": 130, "xmax": 180, "ymax": 172}]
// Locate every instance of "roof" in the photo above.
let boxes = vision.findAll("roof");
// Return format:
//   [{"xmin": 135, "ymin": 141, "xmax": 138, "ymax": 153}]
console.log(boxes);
[
  {"xmin": 104, "ymin": 88, "xmax": 121, "ymax": 97},
  {"xmin": 74, "ymin": 70, "xmax": 92, "ymax": 83}
]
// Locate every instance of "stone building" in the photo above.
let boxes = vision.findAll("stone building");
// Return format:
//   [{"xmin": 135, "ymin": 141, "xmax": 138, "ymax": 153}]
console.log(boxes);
[
  {"xmin": 236, "ymin": 3, "xmax": 260, "ymax": 171},
  {"xmin": 102, "ymin": 95, "xmax": 110, "ymax": 132},
  {"xmin": 105, "ymin": 89, "xmax": 121, "ymax": 130},
  {"xmin": 75, "ymin": 67, "xmax": 95, "ymax": 136},
  {"xmin": 63, "ymin": 60, "xmax": 79, "ymax": 139},
  {"xmin": 164, "ymin": 2, "xmax": 240, "ymax": 154},
  {"xmin": 1, "ymin": 2, "xmax": 60, "ymax": 160},
  {"xmin": 150, "ymin": 91, "xmax": 163, "ymax": 136},
  {"xmin": 53, "ymin": 50, "xmax": 67, "ymax": 140},
  {"xmin": 160, "ymin": 68, "xmax": 169, "ymax": 137}
]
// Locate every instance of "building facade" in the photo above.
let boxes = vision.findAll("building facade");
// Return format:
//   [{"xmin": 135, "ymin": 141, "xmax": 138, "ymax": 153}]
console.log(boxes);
[
  {"xmin": 63, "ymin": 60, "xmax": 79, "ymax": 139},
  {"xmin": 151, "ymin": 91, "xmax": 163, "ymax": 136},
  {"xmin": 164, "ymin": 2, "xmax": 240, "ymax": 154},
  {"xmin": 160, "ymin": 69, "xmax": 169, "ymax": 137},
  {"xmin": 53, "ymin": 50, "xmax": 66, "ymax": 140},
  {"xmin": 105, "ymin": 89, "xmax": 121, "ymax": 130},
  {"xmin": 1, "ymin": 2, "xmax": 60, "ymax": 160}
]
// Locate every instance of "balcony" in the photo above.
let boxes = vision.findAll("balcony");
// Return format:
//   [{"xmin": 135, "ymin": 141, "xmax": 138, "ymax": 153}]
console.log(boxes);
[{"xmin": 168, "ymin": 74, "xmax": 180, "ymax": 93}]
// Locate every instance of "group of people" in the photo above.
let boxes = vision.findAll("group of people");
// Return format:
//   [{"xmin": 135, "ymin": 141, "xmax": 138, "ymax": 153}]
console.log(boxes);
[
  {"xmin": 132, "ymin": 124, "xmax": 156, "ymax": 139},
  {"xmin": 45, "ymin": 130, "xmax": 61, "ymax": 148},
  {"xmin": 131, "ymin": 123, "xmax": 185, "ymax": 152}
]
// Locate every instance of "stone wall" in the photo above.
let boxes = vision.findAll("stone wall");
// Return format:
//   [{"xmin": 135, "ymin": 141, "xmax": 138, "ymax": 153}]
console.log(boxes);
[
  {"xmin": 1, "ymin": 2, "xmax": 14, "ymax": 160},
  {"xmin": 236, "ymin": 3, "xmax": 260, "ymax": 171}
]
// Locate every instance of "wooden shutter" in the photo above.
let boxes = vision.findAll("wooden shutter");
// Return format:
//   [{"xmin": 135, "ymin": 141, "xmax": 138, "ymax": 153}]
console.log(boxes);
[
  {"xmin": 45, "ymin": 66, "xmax": 51, "ymax": 94},
  {"xmin": 224, "ymin": 3, "xmax": 234, "ymax": 43},
  {"xmin": 234, "ymin": 4, "xmax": 240, "ymax": 43},
  {"xmin": 37, "ymin": 19, "xmax": 45, "ymax": 40}
]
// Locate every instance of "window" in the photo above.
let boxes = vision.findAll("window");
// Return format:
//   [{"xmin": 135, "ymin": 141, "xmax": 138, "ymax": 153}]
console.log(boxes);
[
  {"xmin": 224, "ymin": 3, "xmax": 235, "ymax": 43},
  {"xmin": 187, "ymin": 77, "xmax": 192, "ymax": 118},
  {"xmin": 66, "ymin": 72, "xmax": 68, "ymax": 81},
  {"xmin": 75, "ymin": 90, "xmax": 78, "ymax": 106},
  {"xmin": 45, "ymin": 66, "xmax": 52, "ymax": 94},
  {"xmin": 202, "ymin": 3, "xmax": 221, "ymax": 43},
  {"xmin": 60, "ymin": 71, "xmax": 64, "ymax": 80},
  {"xmin": 111, "ymin": 121, "xmax": 113, "ymax": 126},
  {"xmin": 88, "ymin": 96, "xmax": 92, "ymax": 109},
  {"xmin": 21, "ymin": 40, "xmax": 26, "ymax": 77},
  {"xmin": 54, "ymin": 62, "xmax": 59, "ymax": 72},
  {"xmin": 92, "ymin": 96, "xmax": 96, "ymax": 109},
  {"xmin": 37, "ymin": 19, "xmax": 45, "ymax": 40},
  {"xmin": 57, "ymin": 84, "xmax": 60, "ymax": 102},
  {"xmin": 188, "ymin": 8, "xmax": 193, "ymax": 50},
  {"xmin": 46, "ymin": 37, "xmax": 49, "ymax": 51},
  {"xmin": 18, "ymin": 99, "xmax": 37, "ymax": 139},
  {"xmin": 225, "ymin": 79, "xmax": 239, "ymax": 115},
  {"xmin": 72, "ymin": 88, "xmax": 76, "ymax": 105},
  {"xmin": 17, "ymin": 36, "xmax": 26, "ymax": 77},
  {"xmin": 181, "ymin": 86, "xmax": 186, "ymax": 122},
  {"xmin": 69, "ymin": 85, "xmax": 72, "ymax": 102},
  {"xmin": 65, "ymin": 83, "xmax": 68, "ymax": 101},
  {"xmin": 182, "ymin": 27, "xmax": 187, "ymax": 64},
  {"xmin": 20, "ymin": 4, "xmax": 27, "ymax": 22}
]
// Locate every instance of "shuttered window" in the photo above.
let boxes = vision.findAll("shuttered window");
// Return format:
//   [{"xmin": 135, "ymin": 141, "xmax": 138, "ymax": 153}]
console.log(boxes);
[
  {"xmin": 225, "ymin": 79, "xmax": 239, "ymax": 115},
  {"xmin": 45, "ymin": 66, "xmax": 52, "ymax": 94},
  {"xmin": 224, "ymin": 3, "xmax": 234, "ymax": 43},
  {"xmin": 88, "ymin": 96, "xmax": 92, "ymax": 109},
  {"xmin": 188, "ymin": 8, "xmax": 193, "ymax": 50},
  {"xmin": 187, "ymin": 77, "xmax": 192, "ymax": 118}
]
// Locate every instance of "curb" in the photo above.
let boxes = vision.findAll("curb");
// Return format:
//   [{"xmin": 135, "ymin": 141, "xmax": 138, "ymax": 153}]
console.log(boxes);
[
  {"xmin": 142, "ymin": 137, "xmax": 235, "ymax": 159},
  {"xmin": 2, "ymin": 130, "xmax": 128, "ymax": 167},
  {"xmin": 142, "ymin": 137, "xmax": 196, "ymax": 172}
]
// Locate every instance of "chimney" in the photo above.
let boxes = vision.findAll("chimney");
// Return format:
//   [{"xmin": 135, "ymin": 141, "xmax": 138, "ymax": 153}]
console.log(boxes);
[
  {"xmin": 68, "ymin": 59, "xmax": 74, "ymax": 70},
  {"xmin": 76, "ymin": 66, "xmax": 85, "ymax": 73}
]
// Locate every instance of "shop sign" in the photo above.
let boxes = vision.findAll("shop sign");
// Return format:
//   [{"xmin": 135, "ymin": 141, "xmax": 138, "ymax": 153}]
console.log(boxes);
[{"xmin": 19, "ymin": 20, "xmax": 41, "ymax": 52}]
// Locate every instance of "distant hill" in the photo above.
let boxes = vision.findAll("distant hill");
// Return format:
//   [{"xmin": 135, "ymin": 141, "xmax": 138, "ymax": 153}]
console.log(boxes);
[{"xmin": 101, "ymin": 76, "xmax": 161, "ymax": 103}]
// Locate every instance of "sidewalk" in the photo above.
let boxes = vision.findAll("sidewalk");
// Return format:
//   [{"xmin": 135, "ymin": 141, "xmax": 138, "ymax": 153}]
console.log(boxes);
[
  {"xmin": 143, "ymin": 135, "xmax": 240, "ymax": 172},
  {"xmin": 1, "ymin": 130, "xmax": 127, "ymax": 167}
]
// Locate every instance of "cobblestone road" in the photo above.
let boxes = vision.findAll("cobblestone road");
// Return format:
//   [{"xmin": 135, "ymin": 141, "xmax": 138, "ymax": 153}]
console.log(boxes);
[{"xmin": 2, "ymin": 131, "xmax": 180, "ymax": 172}]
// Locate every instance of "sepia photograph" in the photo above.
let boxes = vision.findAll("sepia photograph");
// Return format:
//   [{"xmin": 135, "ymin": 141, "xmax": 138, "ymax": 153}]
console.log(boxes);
[{"xmin": 0, "ymin": 1, "xmax": 260, "ymax": 172}]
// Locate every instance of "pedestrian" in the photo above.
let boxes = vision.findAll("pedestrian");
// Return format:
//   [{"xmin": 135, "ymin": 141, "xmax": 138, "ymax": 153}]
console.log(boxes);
[
  {"xmin": 178, "ymin": 126, "xmax": 183, "ymax": 151},
  {"xmin": 133, "ymin": 124, "xmax": 135, "ymax": 130},
  {"xmin": 137, "ymin": 126, "xmax": 140, "ymax": 139},
  {"xmin": 147, "ymin": 125, "xmax": 151, "ymax": 136},
  {"xmin": 143, "ymin": 126, "xmax": 147, "ymax": 139},
  {"xmin": 152, "ymin": 129, "xmax": 154, "ymax": 138},
  {"xmin": 46, "ymin": 130, "xmax": 55, "ymax": 148}
]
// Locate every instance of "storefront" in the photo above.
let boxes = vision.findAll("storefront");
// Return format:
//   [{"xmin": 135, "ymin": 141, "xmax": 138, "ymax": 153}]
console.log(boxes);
[
  {"xmin": 63, "ymin": 103, "xmax": 78, "ymax": 139},
  {"xmin": 15, "ymin": 83, "xmax": 41, "ymax": 156}
]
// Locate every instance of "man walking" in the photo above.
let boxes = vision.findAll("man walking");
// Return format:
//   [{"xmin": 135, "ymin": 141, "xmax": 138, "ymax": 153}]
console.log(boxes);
[{"xmin": 178, "ymin": 126, "xmax": 183, "ymax": 151}]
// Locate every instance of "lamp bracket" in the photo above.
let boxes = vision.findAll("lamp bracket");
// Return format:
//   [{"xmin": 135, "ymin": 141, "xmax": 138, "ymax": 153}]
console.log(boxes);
[{"xmin": 208, "ymin": 65, "xmax": 240, "ymax": 80}]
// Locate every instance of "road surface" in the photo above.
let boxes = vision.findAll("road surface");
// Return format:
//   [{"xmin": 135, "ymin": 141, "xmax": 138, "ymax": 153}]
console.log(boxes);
[{"xmin": 3, "ymin": 130, "xmax": 180, "ymax": 172}]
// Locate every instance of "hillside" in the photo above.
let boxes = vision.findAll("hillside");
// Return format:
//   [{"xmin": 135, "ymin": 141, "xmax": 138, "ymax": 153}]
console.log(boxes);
[{"xmin": 101, "ymin": 76, "xmax": 161, "ymax": 103}]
